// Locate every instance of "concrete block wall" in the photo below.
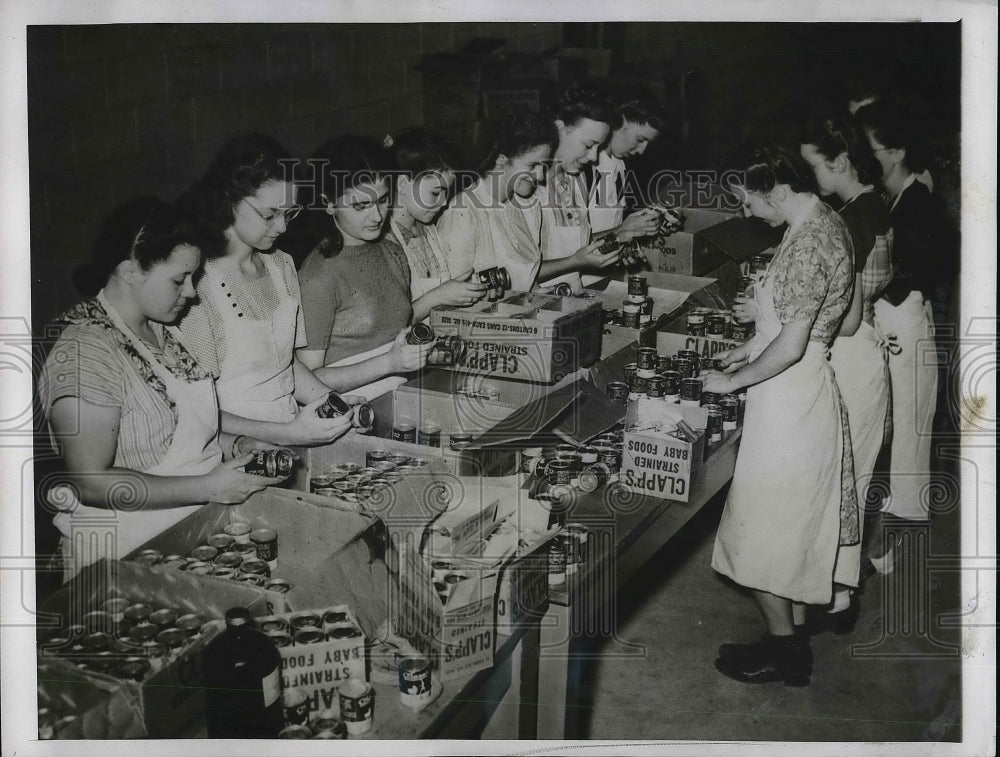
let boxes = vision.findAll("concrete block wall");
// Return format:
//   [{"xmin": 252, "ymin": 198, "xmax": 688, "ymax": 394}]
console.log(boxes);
[{"xmin": 28, "ymin": 22, "xmax": 563, "ymax": 329}]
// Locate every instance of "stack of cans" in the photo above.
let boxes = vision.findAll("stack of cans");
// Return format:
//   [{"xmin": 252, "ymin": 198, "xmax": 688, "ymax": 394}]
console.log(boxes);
[
  {"xmin": 686, "ymin": 306, "xmax": 755, "ymax": 341},
  {"xmin": 255, "ymin": 608, "xmax": 364, "ymax": 650},
  {"xmin": 309, "ymin": 452, "xmax": 429, "ymax": 507},
  {"xmin": 130, "ymin": 526, "xmax": 288, "ymax": 591},
  {"xmin": 38, "ymin": 595, "xmax": 209, "ymax": 682}
]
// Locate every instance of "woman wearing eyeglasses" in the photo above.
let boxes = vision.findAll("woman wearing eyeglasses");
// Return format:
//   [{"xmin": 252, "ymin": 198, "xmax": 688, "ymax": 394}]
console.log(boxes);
[{"xmin": 178, "ymin": 133, "xmax": 356, "ymax": 447}]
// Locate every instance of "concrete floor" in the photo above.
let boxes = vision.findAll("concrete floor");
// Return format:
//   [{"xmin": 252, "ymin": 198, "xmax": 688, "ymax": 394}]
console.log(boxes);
[{"xmin": 575, "ymin": 487, "xmax": 963, "ymax": 743}]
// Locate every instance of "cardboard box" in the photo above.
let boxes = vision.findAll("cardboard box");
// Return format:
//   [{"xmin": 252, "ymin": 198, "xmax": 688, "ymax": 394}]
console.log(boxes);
[
  {"xmin": 656, "ymin": 308, "xmax": 747, "ymax": 362},
  {"xmin": 640, "ymin": 208, "xmax": 737, "ymax": 276},
  {"xmin": 429, "ymin": 291, "xmax": 603, "ymax": 384},
  {"xmin": 621, "ymin": 403, "xmax": 708, "ymax": 503},
  {"xmin": 125, "ymin": 488, "xmax": 387, "ymax": 632},
  {"xmin": 267, "ymin": 604, "xmax": 367, "ymax": 716},
  {"xmin": 37, "ymin": 558, "xmax": 268, "ymax": 738}
]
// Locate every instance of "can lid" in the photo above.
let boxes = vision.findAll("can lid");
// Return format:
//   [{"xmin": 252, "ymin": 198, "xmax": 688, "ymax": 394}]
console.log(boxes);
[{"xmin": 224, "ymin": 607, "xmax": 252, "ymax": 627}]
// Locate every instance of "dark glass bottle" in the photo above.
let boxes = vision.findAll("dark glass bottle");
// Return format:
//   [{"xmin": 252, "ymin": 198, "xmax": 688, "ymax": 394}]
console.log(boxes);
[{"xmin": 203, "ymin": 607, "xmax": 283, "ymax": 738}]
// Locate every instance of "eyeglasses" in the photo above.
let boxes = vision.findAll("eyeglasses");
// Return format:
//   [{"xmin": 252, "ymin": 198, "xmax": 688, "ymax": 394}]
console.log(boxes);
[{"xmin": 242, "ymin": 198, "xmax": 302, "ymax": 226}]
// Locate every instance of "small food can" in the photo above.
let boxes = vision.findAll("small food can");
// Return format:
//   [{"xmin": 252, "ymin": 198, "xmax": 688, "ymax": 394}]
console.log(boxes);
[
  {"xmin": 123, "ymin": 603, "xmax": 153, "ymax": 623},
  {"xmin": 115, "ymin": 658, "xmax": 151, "ymax": 682},
  {"xmin": 623, "ymin": 364, "xmax": 638, "ymax": 385},
  {"xmin": 628, "ymin": 374, "xmax": 649, "ymax": 398},
  {"xmin": 223, "ymin": 522, "xmax": 252, "ymax": 544},
  {"xmin": 660, "ymin": 370, "xmax": 681, "ymax": 397},
  {"xmin": 672, "ymin": 358, "xmax": 696, "ymax": 379},
  {"xmin": 128, "ymin": 621, "xmax": 158, "ymax": 644},
  {"xmin": 256, "ymin": 615, "xmax": 288, "ymax": 634},
  {"xmin": 552, "ymin": 282, "xmax": 573, "ymax": 297},
  {"xmin": 622, "ymin": 301, "xmax": 641, "ymax": 328},
  {"xmin": 312, "ymin": 724, "xmax": 348, "ymax": 739},
  {"xmin": 339, "ymin": 678, "xmax": 375, "ymax": 735},
  {"xmin": 209, "ymin": 566, "xmax": 238, "ymax": 580},
  {"xmin": 679, "ymin": 378, "xmax": 703, "ymax": 405},
  {"xmin": 392, "ymin": 422, "xmax": 417, "ymax": 443},
  {"xmin": 705, "ymin": 404, "xmax": 724, "ymax": 444},
  {"xmin": 312, "ymin": 710, "xmax": 345, "ymax": 734},
  {"xmin": 575, "ymin": 469, "xmax": 600, "ymax": 493},
  {"xmin": 701, "ymin": 391, "xmax": 720, "ymax": 407},
  {"xmin": 244, "ymin": 448, "xmax": 295, "ymax": 478},
  {"xmin": 417, "ymin": 421, "xmax": 442, "ymax": 447},
  {"xmin": 720, "ymin": 395, "xmax": 740, "ymax": 430},
  {"xmin": 213, "ymin": 551, "xmax": 244, "ymax": 570},
  {"xmin": 279, "ymin": 725, "xmax": 312, "ymax": 739},
  {"xmin": 147, "ymin": 608, "xmax": 177, "ymax": 628},
  {"xmin": 240, "ymin": 558, "xmax": 271, "ymax": 578},
  {"xmin": 327, "ymin": 623, "xmax": 362, "ymax": 640},
  {"xmin": 191, "ymin": 545, "xmax": 219, "ymax": 563},
  {"xmin": 707, "ymin": 313, "xmax": 728, "ymax": 337},
  {"xmin": 636, "ymin": 347, "xmax": 658, "ymax": 375},
  {"xmin": 749, "ymin": 255, "xmax": 768, "ymax": 274},
  {"xmin": 365, "ymin": 449, "xmax": 389, "ymax": 468},
  {"xmin": 161, "ymin": 555, "xmax": 189, "ymax": 570},
  {"xmin": 548, "ymin": 540, "xmax": 567, "ymax": 586},
  {"xmin": 266, "ymin": 630, "xmax": 293, "ymax": 648},
  {"xmin": 283, "ymin": 687, "xmax": 311, "ymax": 726},
  {"xmin": 316, "ymin": 391, "xmax": 351, "ymax": 419},
  {"xmin": 596, "ymin": 445, "xmax": 622, "ymax": 471},
  {"xmin": 405, "ymin": 322, "xmax": 436, "ymax": 345},
  {"xmin": 627, "ymin": 274, "xmax": 648, "ymax": 298},
  {"xmin": 676, "ymin": 350, "xmax": 701, "ymax": 371},
  {"xmin": 656, "ymin": 355, "xmax": 673, "ymax": 374},
  {"xmin": 546, "ymin": 459, "xmax": 573, "ymax": 486},
  {"xmin": 231, "ymin": 541, "xmax": 258, "ymax": 557},
  {"xmin": 449, "ymin": 432, "xmax": 473, "ymax": 451},
  {"xmin": 289, "ymin": 611, "xmax": 321, "ymax": 631},
  {"xmin": 398, "ymin": 655, "xmax": 433, "ymax": 709},
  {"xmin": 686, "ymin": 312, "xmax": 706, "ymax": 336},
  {"xmin": 739, "ymin": 275, "xmax": 757, "ymax": 296},
  {"xmin": 251, "ymin": 528, "xmax": 278, "ymax": 570},
  {"xmin": 578, "ymin": 446, "xmax": 599, "ymax": 465},
  {"xmin": 156, "ymin": 627, "xmax": 188, "ymax": 651},
  {"xmin": 101, "ymin": 597, "xmax": 129, "ymax": 623},
  {"xmin": 83, "ymin": 631, "xmax": 112, "ymax": 652},
  {"xmin": 519, "ymin": 447, "xmax": 543, "ymax": 475},
  {"xmin": 646, "ymin": 376, "xmax": 665, "ymax": 398},
  {"xmin": 185, "ymin": 561, "xmax": 212, "ymax": 575},
  {"xmin": 321, "ymin": 609, "xmax": 349, "ymax": 629},
  {"xmin": 730, "ymin": 319, "xmax": 753, "ymax": 341},
  {"xmin": 639, "ymin": 296, "xmax": 654, "ymax": 325},
  {"xmin": 606, "ymin": 381, "xmax": 629, "ymax": 402},
  {"xmin": 294, "ymin": 627, "xmax": 327, "ymax": 645},
  {"xmin": 175, "ymin": 614, "xmax": 204, "ymax": 636},
  {"xmin": 238, "ymin": 573, "xmax": 268, "ymax": 587},
  {"xmin": 207, "ymin": 533, "xmax": 235, "ymax": 551}
]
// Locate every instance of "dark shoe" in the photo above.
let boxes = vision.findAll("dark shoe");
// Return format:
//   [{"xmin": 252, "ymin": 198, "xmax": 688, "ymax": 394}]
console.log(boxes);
[
  {"xmin": 859, "ymin": 556, "xmax": 878, "ymax": 583},
  {"xmin": 805, "ymin": 592, "xmax": 861, "ymax": 636},
  {"xmin": 714, "ymin": 634, "xmax": 810, "ymax": 687}
]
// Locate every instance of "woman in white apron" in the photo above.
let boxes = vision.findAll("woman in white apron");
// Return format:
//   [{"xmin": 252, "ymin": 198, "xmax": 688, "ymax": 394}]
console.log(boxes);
[
  {"xmin": 292, "ymin": 136, "xmax": 434, "ymax": 400},
  {"xmin": 857, "ymin": 101, "xmax": 949, "ymax": 573},
  {"xmin": 540, "ymin": 86, "xmax": 662, "ymax": 291},
  {"xmin": 437, "ymin": 110, "xmax": 558, "ymax": 293},
  {"xmin": 701, "ymin": 145, "xmax": 856, "ymax": 686},
  {"xmin": 179, "ymin": 134, "xmax": 358, "ymax": 443},
  {"xmin": 40, "ymin": 200, "xmax": 284, "ymax": 580},
  {"xmin": 385, "ymin": 128, "xmax": 487, "ymax": 312},
  {"xmin": 798, "ymin": 113, "xmax": 893, "ymax": 631}
]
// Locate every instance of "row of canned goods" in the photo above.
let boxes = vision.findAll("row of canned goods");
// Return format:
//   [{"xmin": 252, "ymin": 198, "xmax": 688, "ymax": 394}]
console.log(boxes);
[
  {"xmin": 255, "ymin": 610, "xmax": 363, "ymax": 648},
  {"xmin": 310, "ymin": 454, "xmax": 430, "ymax": 499},
  {"xmin": 548, "ymin": 524, "xmax": 591, "ymax": 586},
  {"xmin": 391, "ymin": 419, "xmax": 442, "ymax": 447},
  {"xmin": 404, "ymin": 322, "xmax": 467, "ymax": 366},
  {"xmin": 130, "ymin": 524, "xmax": 285, "ymax": 589},
  {"xmin": 521, "ymin": 433, "xmax": 626, "ymax": 490},
  {"xmin": 686, "ymin": 307, "xmax": 755, "ymax": 340},
  {"xmin": 39, "ymin": 597, "xmax": 208, "ymax": 682}
]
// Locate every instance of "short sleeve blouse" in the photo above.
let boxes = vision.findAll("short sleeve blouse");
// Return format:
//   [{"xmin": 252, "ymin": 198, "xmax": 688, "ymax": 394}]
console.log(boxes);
[{"xmin": 770, "ymin": 200, "xmax": 854, "ymax": 344}]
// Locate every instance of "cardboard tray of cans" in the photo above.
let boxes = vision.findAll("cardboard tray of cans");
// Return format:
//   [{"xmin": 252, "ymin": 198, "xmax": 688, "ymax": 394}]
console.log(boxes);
[
  {"xmin": 621, "ymin": 402, "xmax": 709, "ymax": 503},
  {"xmin": 656, "ymin": 306, "xmax": 756, "ymax": 362},
  {"xmin": 36, "ymin": 558, "xmax": 269, "ymax": 738},
  {"xmin": 123, "ymin": 488, "xmax": 388, "ymax": 635},
  {"xmin": 251, "ymin": 604, "xmax": 367, "ymax": 720},
  {"xmin": 384, "ymin": 475, "xmax": 561, "ymax": 680},
  {"xmin": 428, "ymin": 290, "xmax": 603, "ymax": 384}
]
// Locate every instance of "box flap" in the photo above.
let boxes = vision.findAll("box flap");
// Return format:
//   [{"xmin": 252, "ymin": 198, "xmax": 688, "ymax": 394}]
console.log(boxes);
[
  {"xmin": 550, "ymin": 379, "xmax": 625, "ymax": 444},
  {"xmin": 698, "ymin": 216, "xmax": 784, "ymax": 263},
  {"xmin": 466, "ymin": 379, "xmax": 581, "ymax": 448}
]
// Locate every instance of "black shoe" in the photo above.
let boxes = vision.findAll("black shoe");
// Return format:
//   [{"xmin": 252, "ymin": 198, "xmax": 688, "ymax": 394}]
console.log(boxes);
[
  {"xmin": 805, "ymin": 592, "xmax": 861, "ymax": 636},
  {"xmin": 714, "ymin": 634, "xmax": 811, "ymax": 687}
]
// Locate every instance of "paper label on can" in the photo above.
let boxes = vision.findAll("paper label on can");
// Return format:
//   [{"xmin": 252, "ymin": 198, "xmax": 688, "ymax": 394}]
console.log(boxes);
[{"xmin": 262, "ymin": 668, "xmax": 281, "ymax": 707}]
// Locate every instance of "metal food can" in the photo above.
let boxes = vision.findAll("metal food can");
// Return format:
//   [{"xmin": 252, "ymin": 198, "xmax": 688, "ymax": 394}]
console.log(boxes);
[
  {"xmin": 266, "ymin": 630, "xmax": 293, "ymax": 648},
  {"xmin": 240, "ymin": 558, "xmax": 271, "ymax": 578},
  {"xmin": 622, "ymin": 362, "xmax": 638, "ymax": 382},
  {"xmin": 622, "ymin": 302, "xmax": 641, "ymax": 328},
  {"xmin": 175, "ymin": 614, "xmax": 204, "ymax": 636},
  {"xmin": 209, "ymin": 566, "xmax": 238, "ymax": 580},
  {"xmin": 238, "ymin": 573, "xmax": 268, "ymax": 587},
  {"xmin": 417, "ymin": 421, "xmax": 442, "ymax": 447},
  {"xmin": 707, "ymin": 313, "xmax": 728, "ymax": 337},
  {"xmin": 628, "ymin": 374, "xmax": 649, "ymax": 397},
  {"xmin": 677, "ymin": 350, "xmax": 701, "ymax": 370},
  {"xmin": 730, "ymin": 319, "xmax": 752, "ymax": 341},
  {"xmin": 279, "ymin": 725, "xmax": 312, "ymax": 739},
  {"xmin": 449, "ymin": 432, "xmax": 473, "ymax": 451},
  {"xmin": 739, "ymin": 275, "xmax": 756, "ymax": 296},
  {"xmin": 312, "ymin": 724, "xmax": 348, "ymax": 739},
  {"xmin": 283, "ymin": 687, "xmax": 311, "ymax": 726},
  {"xmin": 627, "ymin": 274, "xmax": 648, "ymax": 298},
  {"xmin": 161, "ymin": 555, "xmax": 189, "ymax": 570},
  {"xmin": 101, "ymin": 597, "xmax": 129, "ymax": 622},
  {"xmin": 552, "ymin": 282, "xmax": 573, "ymax": 297},
  {"xmin": 646, "ymin": 376, "xmax": 665, "ymax": 398},
  {"xmin": 223, "ymin": 522, "xmax": 252, "ymax": 544},
  {"xmin": 251, "ymin": 528, "xmax": 278, "ymax": 570},
  {"xmin": 353, "ymin": 403, "xmax": 376, "ymax": 429},
  {"xmin": 519, "ymin": 447, "xmax": 543, "ymax": 475},
  {"xmin": 672, "ymin": 358, "xmax": 696, "ymax": 379},
  {"xmin": 720, "ymin": 396, "xmax": 740, "ymax": 430},
  {"xmin": 185, "ymin": 561, "xmax": 212, "ymax": 575},
  {"xmin": 392, "ymin": 423, "xmax": 417, "ymax": 443},
  {"xmin": 321, "ymin": 609, "xmax": 349, "ymax": 629},
  {"xmin": 578, "ymin": 446, "xmax": 599, "ymax": 465},
  {"xmin": 639, "ymin": 296, "xmax": 654, "ymax": 325},
  {"xmin": 327, "ymin": 623, "xmax": 362, "ymax": 640},
  {"xmin": 83, "ymin": 631, "xmax": 111, "ymax": 652},
  {"xmin": 656, "ymin": 355, "xmax": 673, "ymax": 374},
  {"xmin": 398, "ymin": 655, "xmax": 433, "ymax": 709},
  {"xmin": 123, "ymin": 603, "xmax": 154, "ymax": 624},
  {"xmin": 289, "ymin": 612, "xmax": 321, "ymax": 631},
  {"xmin": 547, "ymin": 459, "xmax": 573, "ymax": 486},
  {"xmin": 405, "ymin": 322, "xmax": 436, "ymax": 345},
  {"xmin": 606, "ymin": 381, "xmax": 629, "ymax": 401},
  {"xmin": 115, "ymin": 658, "xmax": 151, "ymax": 682},
  {"xmin": 213, "ymin": 551, "xmax": 243, "ymax": 570},
  {"xmin": 339, "ymin": 678, "xmax": 375, "ymax": 735},
  {"xmin": 548, "ymin": 540, "xmax": 567, "ymax": 586},
  {"xmin": 679, "ymin": 378, "xmax": 703, "ymax": 404},
  {"xmin": 244, "ymin": 448, "xmax": 295, "ymax": 478},
  {"xmin": 230, "ymin": 541, "xmax": 257, "ymax": 557},
  {"xmin": 576, "ymin": 469, "xmax": 600, "ymax": 493},
  {"xmin": 686, "ymin": 312, "xmax": 706, "ymax": 336},
  {"xmin": 156, "ymin": 628, "xmax": 188, "ymax": 650},
  {"xmin": 636, "ymin": 347, "xmax": 658, "ymax": 374},
  {"xmin": 749, "ymin": 255, "xmax": 768, "ymax": 274},
  {"xmin": 148, "ymin": 608, "xmax": 177, "ymax": 628},
  {"xmin": 310, "ymin": 474, "xmax": 334, "ymax": 492},
  {"xmin": 294, "ymin": 627, "xmax": 327, "ymax": 645},
  {"xmin": 83, "ymin": 610, "xmax": 112, "ymax": 632},
  {"xmin": 191, "ymin": 545, "xmax": 219, "ymax": 563},
  {"xmin": 316, "ymin": 390, "xmax": 351, "ymax": 419},
  {"xmin": 701, "ymin": 391, "xmax": 720, "ymax": 407},
  {"xmin": 597, "ymin": 446, "xmax": 622, "ymax": 471},
  {"xmin": 705, "ymin": 404, "xmax": 723, "ymax": 443},
  {"xmin": 256, "ymin": 615, "xmax": 288, "ymax": 634}
]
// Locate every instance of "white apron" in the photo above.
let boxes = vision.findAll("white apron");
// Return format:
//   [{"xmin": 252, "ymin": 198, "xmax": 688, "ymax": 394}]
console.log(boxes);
[
  {"xmin": 541, "ymin": 172, "xmax": 590, "ymax": 293},
  {"xmin": 52, "ymin": 291, "xmax": 223, "ymax": 581},
  {"xmin": 711, "ymin": 265, "xmax": 849, "ymax": 605},
  {"xmin": 829, "ymin": 320, "xmax": 890, "ymax": 586},
  {"xmin": 874, "ymin": 292, "xmax": 937, "ymax": 520},
  {"xmin": 588, "ymin": 151, "xmax": 626, "ymax": 234},
  {"xmin": 207, "ymin": 253, "xmax": 299, "ymax": 422},
  {"xmin": 326, "ymin": 342, "xmax": 406, "ymax": 402},
  {"xmin": 389, "ymin": 218, "xmax": 452, "ymax": 302}
]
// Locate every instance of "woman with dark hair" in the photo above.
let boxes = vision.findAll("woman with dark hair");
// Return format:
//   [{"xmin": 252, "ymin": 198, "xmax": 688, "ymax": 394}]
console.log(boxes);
[
  {"xmin": 700, "ymin": 143, "xmax": 856, "ymax": 685},
  {"xmin": 539, "ymin": 84, "xmax": 661, "ymax": 292},
  {"xmin": 293, "ymin": 135, "xmax": 431, "ymax": 396},
  {"xmin": 386, "ymin": 128, "xmax": 486, "ymax": 305},
  {"xmin": 854, "ymin": 100, "xmax": 952, "ymax": 567},
  {"xmin": 178, "ymin": 133, "xmax": 357, "ymax": 446},
  {"xmin": 799, "ymin": 113, "xmax": 893, "ymax": 630},
  {"xmin": 438, "ymin": 109, "xmax": 590, "ymax": 292},
  {"xmin": 39, "ymin": 199, "xmax": 285, "ymax": 579}
]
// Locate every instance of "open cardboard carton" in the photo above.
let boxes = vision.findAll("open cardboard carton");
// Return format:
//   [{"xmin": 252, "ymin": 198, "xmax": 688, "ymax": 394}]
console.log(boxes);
[
  {"xmin": 124, "ymin": 487, "xmax": 388, "ymax": 633},
  {"xmin": 621, "ymin": 402, "xmax": 709, "ymax": 503},
  {"xmin": 429, "ymin": 290, "xmax": 602, "ymax": 383},
  {"xmin": 37, "ymin": 558, "xmax": 270, "ymax": 738},
  {"xmin": 384, "ymin": 473, "xmax": 560, "ymax": 680},
  {"xmin": 656, "ymin": 305, "xmax": 750, "ymax": 362}
]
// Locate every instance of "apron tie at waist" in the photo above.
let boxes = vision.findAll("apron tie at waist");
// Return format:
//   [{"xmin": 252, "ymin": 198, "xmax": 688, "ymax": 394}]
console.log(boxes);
[{"xmin": 873, "ymin": 326, "xmax": 902, "ymax": 356}]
